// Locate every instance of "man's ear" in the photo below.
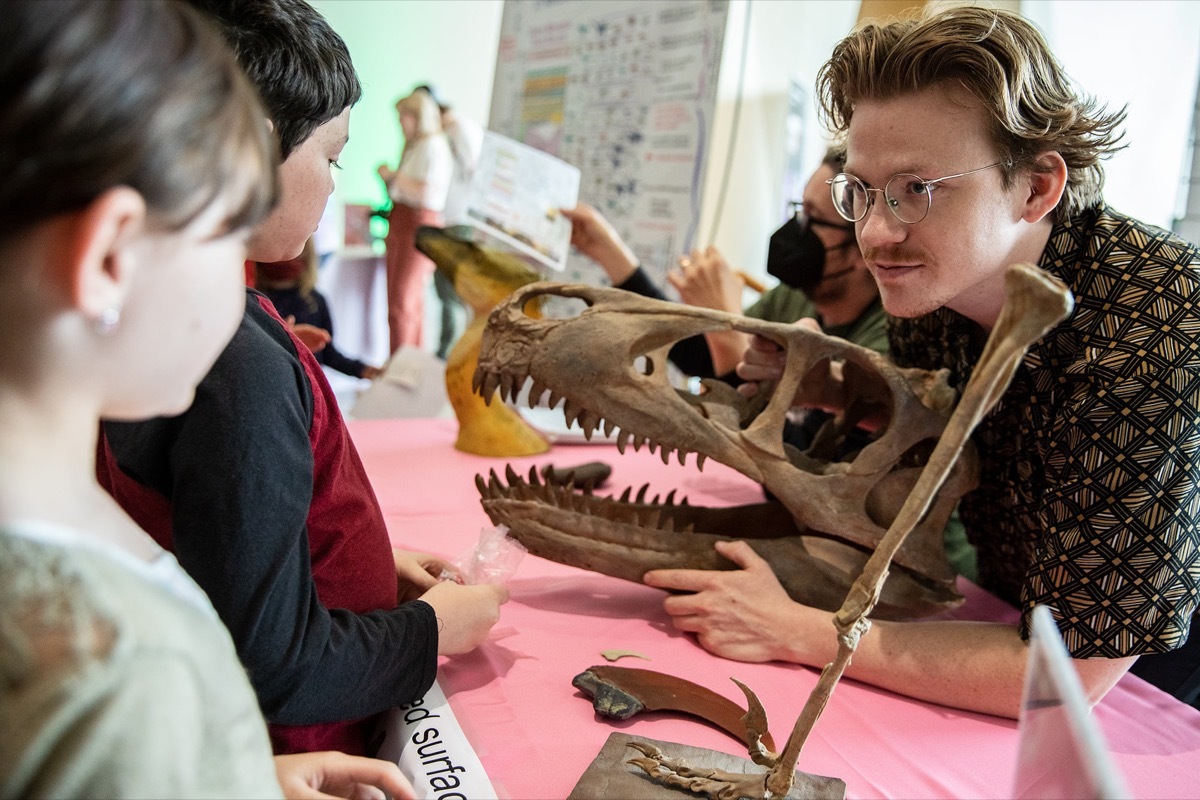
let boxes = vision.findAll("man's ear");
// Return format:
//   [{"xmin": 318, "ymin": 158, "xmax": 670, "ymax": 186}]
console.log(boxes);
[
  {"xmin": 66, "ymin": 187, "xmax": 146, "ymax": 319},
  {"xmin": 1021, "ymin": 151, "xmax": 1068, "ymax": 224}
]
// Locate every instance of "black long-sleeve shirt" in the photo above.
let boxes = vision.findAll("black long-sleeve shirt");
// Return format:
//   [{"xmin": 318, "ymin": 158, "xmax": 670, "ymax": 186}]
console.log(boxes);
[{"xmin": 97, "ymin": 291, "xmax": 436, "ymax": 755}]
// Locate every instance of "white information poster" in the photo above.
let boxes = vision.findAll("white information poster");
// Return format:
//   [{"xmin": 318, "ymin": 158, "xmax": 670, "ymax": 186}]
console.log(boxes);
[{"xmin": 488, "ymin": 0, "xmax": 729, "ymax": 290}]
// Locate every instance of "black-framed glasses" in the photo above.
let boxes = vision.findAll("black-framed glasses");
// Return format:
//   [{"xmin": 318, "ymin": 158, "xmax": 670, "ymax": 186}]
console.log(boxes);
[
  {"xmin": 787, "ymin": 201, "xmax": 855, "ymax": 247},
  {"xmin": 826, "ymin": 161, "xmax": 1009, "ymax": 225}
]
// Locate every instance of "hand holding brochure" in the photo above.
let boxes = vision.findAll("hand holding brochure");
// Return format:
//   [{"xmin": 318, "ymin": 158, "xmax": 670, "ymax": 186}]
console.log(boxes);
[{"xmin": 465, "ymin": 131, "xmax": 580, "ymax": 272}]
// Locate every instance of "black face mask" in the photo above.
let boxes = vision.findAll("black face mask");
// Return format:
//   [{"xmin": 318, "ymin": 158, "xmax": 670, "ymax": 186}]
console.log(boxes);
[{"xmin": 766, "ymin": 207, "xmax": 856, "ymax": 292}]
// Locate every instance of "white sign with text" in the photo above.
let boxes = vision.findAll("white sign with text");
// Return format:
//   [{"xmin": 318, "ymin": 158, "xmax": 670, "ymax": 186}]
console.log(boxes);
[{"xmin": 376, "ymin": 681, "xmax": 498, "ymax": 800}]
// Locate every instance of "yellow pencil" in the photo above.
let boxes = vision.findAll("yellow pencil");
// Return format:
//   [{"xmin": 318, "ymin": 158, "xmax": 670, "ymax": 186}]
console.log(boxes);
[{"xmin": 735, "ymin": 270, "xmax": 767, "ymax": 294}]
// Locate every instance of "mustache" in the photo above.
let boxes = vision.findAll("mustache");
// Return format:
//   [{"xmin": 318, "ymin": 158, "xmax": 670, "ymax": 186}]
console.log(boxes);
[{"xmin": 863, "ymin": 245, "xmax": 929, "ymax": 265}]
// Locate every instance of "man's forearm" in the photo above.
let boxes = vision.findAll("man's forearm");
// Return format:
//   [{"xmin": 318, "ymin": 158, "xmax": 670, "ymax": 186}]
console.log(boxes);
[{"xmin": 781, "ymin": 615, "xmax": 1132, "ymax": 718}]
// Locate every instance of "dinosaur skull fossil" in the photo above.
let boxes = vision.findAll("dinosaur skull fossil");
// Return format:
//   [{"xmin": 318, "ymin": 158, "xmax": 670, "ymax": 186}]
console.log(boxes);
[{"xmin": 473, "ymin": 282, "xmax": 978, "ymax": 620}]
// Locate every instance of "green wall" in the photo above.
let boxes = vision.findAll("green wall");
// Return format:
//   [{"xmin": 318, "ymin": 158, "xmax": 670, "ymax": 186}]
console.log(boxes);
[{"xmin": 311, "ymin": 0, "xmax": 503, "ymax": 210}]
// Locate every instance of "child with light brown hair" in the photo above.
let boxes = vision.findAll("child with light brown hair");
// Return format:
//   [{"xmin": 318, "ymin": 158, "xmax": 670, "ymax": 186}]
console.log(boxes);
[{"xmin": 0, "ymin": 1, "xmax": 411, "ymax": 796}]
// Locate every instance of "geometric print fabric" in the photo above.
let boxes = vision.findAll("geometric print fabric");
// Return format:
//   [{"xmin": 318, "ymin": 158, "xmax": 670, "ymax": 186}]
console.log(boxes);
[{"xmin": 889, "ymin": 205, "xmax": 1200, "ymax": 658}]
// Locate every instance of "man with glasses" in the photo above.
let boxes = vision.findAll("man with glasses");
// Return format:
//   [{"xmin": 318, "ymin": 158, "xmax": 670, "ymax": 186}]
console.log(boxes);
[{"xmin": 645, "ymin": 6, "xmax": 1200, "ymax": 716}]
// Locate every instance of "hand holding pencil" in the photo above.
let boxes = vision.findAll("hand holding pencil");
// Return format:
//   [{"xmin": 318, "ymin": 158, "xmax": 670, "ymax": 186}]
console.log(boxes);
[{"xmin": 667, "ymin": 246, "xmax": 763, "ymax": 315}]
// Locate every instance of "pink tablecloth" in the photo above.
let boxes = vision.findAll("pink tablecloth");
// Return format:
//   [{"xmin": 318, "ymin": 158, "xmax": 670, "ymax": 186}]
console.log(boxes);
[{"xmin": 349, "ymin": 417, "xmax": 1200, "ymax": 800}]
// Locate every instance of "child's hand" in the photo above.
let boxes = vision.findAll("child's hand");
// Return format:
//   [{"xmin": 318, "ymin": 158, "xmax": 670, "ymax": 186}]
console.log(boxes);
[
  {"xmin": 360, "ymin": 365, "xmax": 382, "ymax": 380},
  {"xmin": 393, "ymin": 548, "xmax": 451, "ymax": 603},
  {"xmin": 286, "ymin": 316, "xmax": 331, "ymax": 353},
  {"xmin": 274, "ymin": 751, "xmax": 414, "ymax": 800},
  {"xmin": 419, "ymin": 581, "xmax": 509, "ymax": 655}
]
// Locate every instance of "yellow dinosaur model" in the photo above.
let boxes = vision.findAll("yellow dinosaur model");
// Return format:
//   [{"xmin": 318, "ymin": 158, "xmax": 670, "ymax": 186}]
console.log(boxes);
[{"xmin": 415, "ymin": 226, "xmax": 550, "ymax": 456}]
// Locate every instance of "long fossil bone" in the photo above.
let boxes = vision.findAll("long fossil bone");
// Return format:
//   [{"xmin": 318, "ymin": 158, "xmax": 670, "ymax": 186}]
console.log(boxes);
[{"xmin": 634, "ymin": 263, "xmax": 1074, "ymax": 799}]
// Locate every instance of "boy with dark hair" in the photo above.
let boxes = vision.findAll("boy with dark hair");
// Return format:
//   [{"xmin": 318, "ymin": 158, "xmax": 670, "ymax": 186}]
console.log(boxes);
[{"xmin": 98, "ymin": 0, "xmax": 506, "ymax": 756}]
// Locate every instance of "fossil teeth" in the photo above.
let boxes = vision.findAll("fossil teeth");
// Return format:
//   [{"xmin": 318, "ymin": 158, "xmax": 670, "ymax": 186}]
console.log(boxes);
[
  {"xmin": 635, "ymin": 484, "xmax": 649, "ymax": 504},
  {"xmin": 528, "ymin": 465, "xmax": 540, "ymax": 486},
  {"xmin": 665, "ymin": 489, "xmax": 677, "ymax": 505},
  {"xmin": 527, "ymin": 379, "xmax": 548, "ymax": 408},
  {"xmin": 479, "ymin": 372, "xmax": 500, "ymax": 404},
  {"xmin": 616, "ymin": 430, "xmax": 630, "ymax": 454},
  {"xmin": 602, "ymin": 418, "xmax": 615, "ymax": 438},
  {"xmin": 677, "ymin": 449, "xmax": 688, "ymax": 466},
  {"xmin": 546, "ymin": 390, "xmax": 564, "ymax": 410},
  {"xmin": 619, "ymin": 487, "xmax": 633, "ymax": 503},
  {"xmin": 696, "ymin": 453, "xmax": 707, "ymax": 472},
  {"xmin": 660, "ymin": 447, "xmax": 672, "ymax": 465},
  {"xmin": 646, "ymin": 439, "xmax": 658, "ymax": 455},
  {"xmin": 632, "ymin": 435, "xmax": 646, "ymax": 451},
  {"xmin": 580, "ymin": 412, "xmax": 599, "ymax": 441},
  {"xmin": 475, "ymin": 473, "xmax": 489, "ymax": 497},
  {"xmin": 564, "ymin": 401, "xmax": 584, "ymax": 427},
  {"xmin": 498, "ymin": 372, "xmax": 516, "ymax": 403},
  {"xmin": 505, "ymin": 464, "xmax": 521, "ymax": 485}
]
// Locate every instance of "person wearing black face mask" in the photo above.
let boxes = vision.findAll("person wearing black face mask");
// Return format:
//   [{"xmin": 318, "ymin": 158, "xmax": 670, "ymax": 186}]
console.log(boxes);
[
  {"xmin": 562, "ymin": 147, "xmax": 887, "ymax": 385},
  {"xmin": 767, "ymin": 202, "xmax": 858, "ymax": 292}
]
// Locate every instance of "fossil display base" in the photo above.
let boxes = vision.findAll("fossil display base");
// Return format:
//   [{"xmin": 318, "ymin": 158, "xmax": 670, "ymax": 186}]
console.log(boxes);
[{"xmin": 567, "ymin": 733, "xmax": 846, "ymax": 800}]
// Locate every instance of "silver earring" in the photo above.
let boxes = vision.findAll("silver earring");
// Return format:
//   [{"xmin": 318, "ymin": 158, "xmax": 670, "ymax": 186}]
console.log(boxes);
[{"xmin": 94, "ymin": 305, "xmax": 121, "ymax": 336}]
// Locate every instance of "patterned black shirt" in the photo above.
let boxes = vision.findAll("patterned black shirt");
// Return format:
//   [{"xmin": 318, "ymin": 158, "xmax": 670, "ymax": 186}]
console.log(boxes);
[{"xmin": 889, "ymin": 205, "xmax": 1200, "ymax": 658}]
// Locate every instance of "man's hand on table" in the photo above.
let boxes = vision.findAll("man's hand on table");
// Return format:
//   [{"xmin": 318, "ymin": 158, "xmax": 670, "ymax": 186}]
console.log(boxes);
[{"xmin": 643, "ymin": 540, "xmax": 820, "ymax": 663}]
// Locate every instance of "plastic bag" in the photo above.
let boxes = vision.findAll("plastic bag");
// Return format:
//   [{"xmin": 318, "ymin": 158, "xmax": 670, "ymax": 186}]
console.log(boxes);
[{"xmin": 441, "ymin": 524, "xmax": 527, "ymax": 585}]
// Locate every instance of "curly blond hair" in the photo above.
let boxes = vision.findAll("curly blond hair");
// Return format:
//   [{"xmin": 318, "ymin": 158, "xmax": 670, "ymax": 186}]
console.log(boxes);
[{"xmin": 815, "ymin": 6, "xmax": 1126, "ymax": 219}]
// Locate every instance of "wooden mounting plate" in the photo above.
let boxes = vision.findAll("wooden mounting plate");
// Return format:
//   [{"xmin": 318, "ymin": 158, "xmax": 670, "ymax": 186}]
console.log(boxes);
[{"xmin": 567, "ymin": 732, "xmax": 847, "ymax": 800}]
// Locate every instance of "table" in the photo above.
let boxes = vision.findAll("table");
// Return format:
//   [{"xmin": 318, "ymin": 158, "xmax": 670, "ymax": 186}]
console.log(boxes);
[{"xmin": 349, "ymin": 417, "xmax": 1200, "ymax": 799}]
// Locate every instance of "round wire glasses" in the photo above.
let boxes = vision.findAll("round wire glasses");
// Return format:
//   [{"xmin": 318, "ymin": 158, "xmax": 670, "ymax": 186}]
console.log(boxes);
[{"xmin": 826, "ymin": 161, "xmax": 1008, "ymax": 225}]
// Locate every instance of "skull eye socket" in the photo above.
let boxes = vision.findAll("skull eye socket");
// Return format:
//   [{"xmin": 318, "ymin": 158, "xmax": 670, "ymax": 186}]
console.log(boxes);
[
  {"xmin": 547, "ymin": 296, "xmax": 590, "ymax": 318},
  {"xmin": 519, "ymin": 285, "xmax": 591, "ymax": 319}
]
